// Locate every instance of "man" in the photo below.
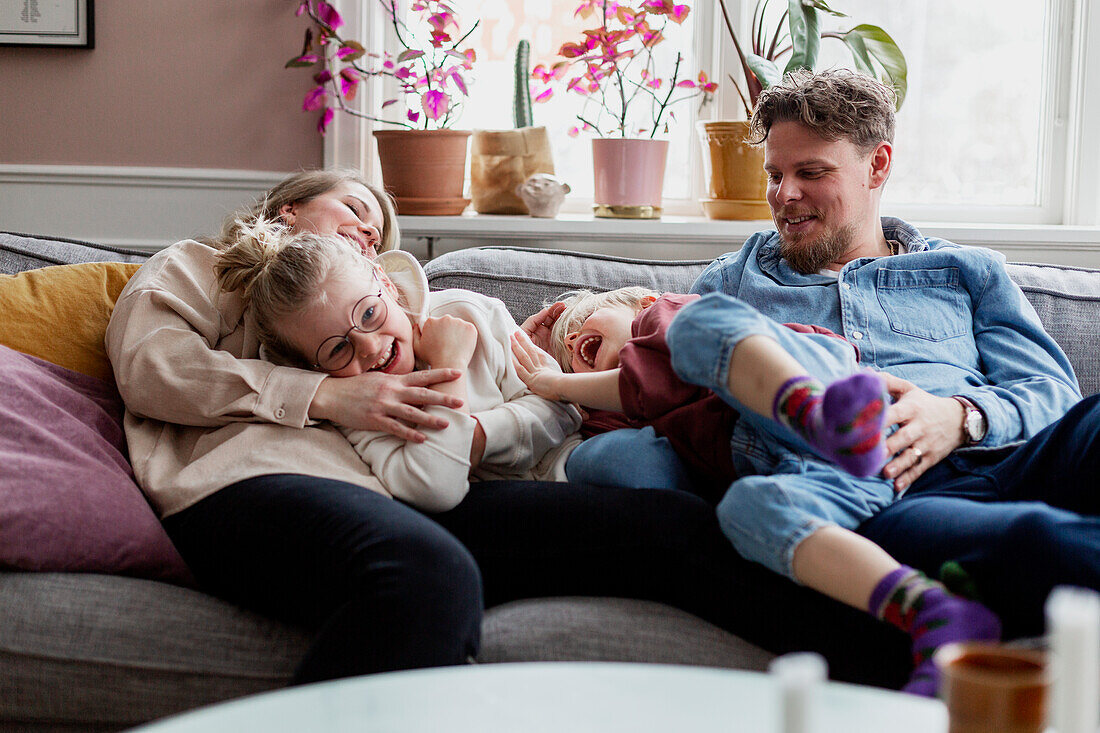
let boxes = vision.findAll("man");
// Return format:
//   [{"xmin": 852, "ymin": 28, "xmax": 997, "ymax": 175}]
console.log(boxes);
[{"xmin": 667, "ymin": 68, "xmax": 1099, "ymax": 644}]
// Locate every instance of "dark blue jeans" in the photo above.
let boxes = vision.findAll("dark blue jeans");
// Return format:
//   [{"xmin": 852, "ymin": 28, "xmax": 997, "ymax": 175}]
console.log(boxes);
[
  {"xmin": 860, "ymin": 394, "xmax": 1100, "ymax": 637},
  {"xmin": 162, "ymin": 474, "xmax": 483, "ymax": 684}
]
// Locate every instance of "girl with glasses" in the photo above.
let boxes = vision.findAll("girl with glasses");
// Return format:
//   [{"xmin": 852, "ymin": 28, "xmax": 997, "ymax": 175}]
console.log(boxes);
[{"xmin": 214, "ymin": 221, "xmax": 582, "ymax": 511}]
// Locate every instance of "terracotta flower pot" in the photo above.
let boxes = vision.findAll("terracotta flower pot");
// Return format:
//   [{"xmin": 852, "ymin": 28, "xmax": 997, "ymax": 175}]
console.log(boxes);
[
  {"xmin": 696, "ymin": 120, "xmax": 771, "ymax": 220},
  {"xmin": 373, "ymin": 129, "xmax": 472, "ymax": 216},
  {"xmin": 591, "ymin": 138, "xmax": 669, "ymax": 219}
]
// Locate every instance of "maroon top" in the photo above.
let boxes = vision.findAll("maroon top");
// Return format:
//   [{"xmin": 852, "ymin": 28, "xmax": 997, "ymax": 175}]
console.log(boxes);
[{"xmin": 582, "ymin": 294, "xmax": 854, "ymax": 503}]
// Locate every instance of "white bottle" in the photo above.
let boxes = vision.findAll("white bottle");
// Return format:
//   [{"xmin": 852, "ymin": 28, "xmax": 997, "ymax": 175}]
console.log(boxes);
[
  {"xmin": 1045, "ymin": 585, "xmax": 1100, "ymax": 733},
  {"xmin": 769, "ymin": 652, "xmax": 828, "ymax": 733}
]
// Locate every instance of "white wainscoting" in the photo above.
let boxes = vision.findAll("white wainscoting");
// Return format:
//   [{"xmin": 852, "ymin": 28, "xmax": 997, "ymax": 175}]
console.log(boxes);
[{"xmin": 0, "ymin": 165, "xmax": 287, "ymax": 251}]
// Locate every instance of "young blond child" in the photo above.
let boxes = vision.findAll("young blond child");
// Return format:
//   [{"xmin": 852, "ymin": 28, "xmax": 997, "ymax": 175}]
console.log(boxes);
[
  {"xmin": 511, "ymin": 286, "xmax": 1000, "ymax": 696},
  {"xmin": 214, "ymin": 223, "xmax": 581, "ymax": 513}
]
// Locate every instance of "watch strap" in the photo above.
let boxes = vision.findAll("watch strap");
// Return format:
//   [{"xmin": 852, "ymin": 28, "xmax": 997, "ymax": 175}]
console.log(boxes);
[{"xmin": 952, "ymin": 396, "xmax": 986, "ymax": 445}]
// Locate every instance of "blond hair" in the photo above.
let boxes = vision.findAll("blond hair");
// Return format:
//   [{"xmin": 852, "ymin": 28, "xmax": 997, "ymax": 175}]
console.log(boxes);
[
  {"xmin": 749, "ymin": 68, "xmax": 896, "ymax": 154},
  {"xmin": 214, "ymin": 220, "xmax": 376, "ymax": 368},
  {"xmin": 211, "ymin": 169, "xmax": 400, "ymax": 254},
  {"xmin": 548, "ymin": 286, "xmax": 660, "ymax": 371}
]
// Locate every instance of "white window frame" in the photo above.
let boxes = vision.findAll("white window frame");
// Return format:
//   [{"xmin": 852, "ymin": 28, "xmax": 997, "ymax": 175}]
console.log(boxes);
[{"xmin": 328, "ymin": 0, "xmax": 1100, "ymax": 228}]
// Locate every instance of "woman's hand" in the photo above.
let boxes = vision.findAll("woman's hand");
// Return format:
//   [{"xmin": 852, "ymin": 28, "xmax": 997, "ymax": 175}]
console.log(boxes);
[
  {"xmin": 510, "ymin": 330, "xmax": 566, "ymax": 400},
  {"xmin": 881, "ymin": 373, "xmax": 967, "ymax": 493},
  {"xmin": 520, "ymin": 302, "xmax": 566, "ymax": 354},
  {"xmin": 309, "ymin": 369, "xmax": 464, "ymax": 442},
  {"xmin": 415, "ymin": 315, "xmax": 478, "ymax": 370}
]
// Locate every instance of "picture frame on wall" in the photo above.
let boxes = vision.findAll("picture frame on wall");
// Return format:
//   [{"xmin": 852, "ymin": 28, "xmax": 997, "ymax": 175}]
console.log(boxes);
[{"xmin": 0, "ymin": 0, "xmax": 94, "ymax": 48}]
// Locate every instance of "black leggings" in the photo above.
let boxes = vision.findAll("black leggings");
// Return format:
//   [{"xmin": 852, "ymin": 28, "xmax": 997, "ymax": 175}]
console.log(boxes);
[
  {"xmin": 162, "ymin": 474, "xmax": 482, "ymax": 684},
  {"xmin": 166, "ymin": 475, "xmax": 912, "ymax": 689},
  {"xmin": 433, "ymin": 480, "xmax": 911, "ymax": 688}
]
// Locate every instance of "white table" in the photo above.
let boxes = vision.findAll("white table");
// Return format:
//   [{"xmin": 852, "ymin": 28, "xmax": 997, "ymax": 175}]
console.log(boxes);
[{"xmin": 132, "ymin": 662, "xmax": 947, "ymax": 733}]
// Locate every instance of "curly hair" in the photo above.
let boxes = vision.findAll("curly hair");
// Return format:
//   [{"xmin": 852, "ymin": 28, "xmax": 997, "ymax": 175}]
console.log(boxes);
[{"xmin": 748, "ymin": 69, "xmax": 896, "ymax": 154}]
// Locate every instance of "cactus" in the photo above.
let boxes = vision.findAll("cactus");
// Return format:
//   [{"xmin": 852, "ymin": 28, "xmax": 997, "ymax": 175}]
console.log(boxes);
[{"xmin": 513, "ymin": 39, "xmax": 533, "ymax": 128}]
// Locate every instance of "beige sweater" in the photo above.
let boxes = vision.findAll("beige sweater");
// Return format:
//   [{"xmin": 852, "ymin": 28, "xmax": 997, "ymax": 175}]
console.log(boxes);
[
  {"xmin": 106, "ymin": 240, "xmax": 393, "ymax": 518},
  {"xmin": 340, "ymin": 288, "xmax": 582, "ymax": 513},
  {"xmin": 106, "ymin": 240, "xmax": 580, "ymax": 518}
]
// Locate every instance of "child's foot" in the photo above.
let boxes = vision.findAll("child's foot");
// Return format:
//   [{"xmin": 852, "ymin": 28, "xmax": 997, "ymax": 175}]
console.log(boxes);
[
  {"xmin": 773, "ymin": 372, "xmax": 889, "ymax": 477},
  {"xmin": 870, "ymin": 567, "xmax": 1002, "ymax": 697}
]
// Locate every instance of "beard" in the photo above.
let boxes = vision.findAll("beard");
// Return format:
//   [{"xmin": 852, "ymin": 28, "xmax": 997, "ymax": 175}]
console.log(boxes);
[{"xmin": 778, "ymin": 222, "xmax": 856, "ymax": 274}]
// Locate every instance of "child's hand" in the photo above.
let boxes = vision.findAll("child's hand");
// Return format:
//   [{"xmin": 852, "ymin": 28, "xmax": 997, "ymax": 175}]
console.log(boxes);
[
  {"xmin": 510, "ymin": 330, "xmax": 565, "ymax": 400},
  {"xmin": 416, "ymin": 315, "xmax": 478, "ymax": 369},
  {"xmin": 520, "ymin": 302, "xmax": 566, "ymax": 354}
]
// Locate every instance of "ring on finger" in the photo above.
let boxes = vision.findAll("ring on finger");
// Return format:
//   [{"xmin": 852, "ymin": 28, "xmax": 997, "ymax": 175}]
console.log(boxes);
[{"xmin": 910, "ymin": 446, "xmax": 924, "ymax": 463}]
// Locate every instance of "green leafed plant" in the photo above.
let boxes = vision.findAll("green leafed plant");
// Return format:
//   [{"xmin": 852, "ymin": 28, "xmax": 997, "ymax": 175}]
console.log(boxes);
[{"xmin": 718, "ymin": 0, "xmax": 907, "ymax": 116}]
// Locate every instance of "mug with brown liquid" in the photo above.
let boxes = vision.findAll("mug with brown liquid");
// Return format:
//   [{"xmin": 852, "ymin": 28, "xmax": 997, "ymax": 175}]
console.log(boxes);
[{"xmin": 934, "ymin": 642, "xmax": 1050, "ymax": 733}]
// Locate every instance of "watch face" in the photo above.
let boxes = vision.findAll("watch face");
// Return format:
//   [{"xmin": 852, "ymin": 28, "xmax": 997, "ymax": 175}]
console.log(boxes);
[{"xmin": 966, "ymin": 409, "xmax": 986, "ymax": 441}]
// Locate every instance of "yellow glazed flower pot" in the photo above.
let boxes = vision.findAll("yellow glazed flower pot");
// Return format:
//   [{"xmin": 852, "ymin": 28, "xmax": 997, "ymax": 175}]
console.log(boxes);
[{"xmin": 696, "ymin": 120, "xmax": 770, "ymax": 220}]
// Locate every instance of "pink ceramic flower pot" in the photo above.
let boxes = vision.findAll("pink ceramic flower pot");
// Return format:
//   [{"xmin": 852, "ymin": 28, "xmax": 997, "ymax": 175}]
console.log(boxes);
[{"xmin": 591, "ymin": 138, "xmax": 669, "ymax": 219}]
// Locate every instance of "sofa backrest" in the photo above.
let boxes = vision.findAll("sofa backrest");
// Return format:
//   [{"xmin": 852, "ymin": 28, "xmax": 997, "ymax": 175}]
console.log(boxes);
[
  {"xmin": 425, "ymin": 246, "xmax": 1100, "ymax": 398},
  {"xmin": 3, "ymin": 233, "xmax": 1096, "ymax": 398},
  {"xmin": 1, "ymin": 232, "xmax": 149, "ymax": 273}
]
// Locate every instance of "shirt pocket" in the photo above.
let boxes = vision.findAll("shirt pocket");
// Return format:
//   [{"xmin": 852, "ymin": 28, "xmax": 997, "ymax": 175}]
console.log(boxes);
[{"xmin": 875, "ymin": 267, "xmax": 970, "ymax": 341}]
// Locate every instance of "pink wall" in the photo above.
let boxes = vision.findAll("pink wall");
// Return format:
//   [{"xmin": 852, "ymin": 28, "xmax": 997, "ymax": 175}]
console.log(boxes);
[{"xmin": 0, "ymin": 0, "xmax": 323, "ymax": 171}]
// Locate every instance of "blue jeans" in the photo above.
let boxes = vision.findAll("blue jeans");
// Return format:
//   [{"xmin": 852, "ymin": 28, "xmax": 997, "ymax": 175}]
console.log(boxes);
[
  {"xmin": 667, "ymin": 293, "xmax": 885, "ymax": 578},
  {"xmin": 566, "ymin": 426, "xmax": 694, "ymax": 491},
  {"xmin": 860, "ymin": 393, "xmax": 1100, "ymax": 637}
]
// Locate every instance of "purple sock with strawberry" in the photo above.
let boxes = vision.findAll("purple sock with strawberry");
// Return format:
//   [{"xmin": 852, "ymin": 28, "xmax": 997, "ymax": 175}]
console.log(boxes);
[
  {"xmin": 772, "ymin": 371, "xmax": 889, "ymax": 477},
  {"xmin": 869, "ymin": 566, "xmax": 1002, "ymax": 697}
]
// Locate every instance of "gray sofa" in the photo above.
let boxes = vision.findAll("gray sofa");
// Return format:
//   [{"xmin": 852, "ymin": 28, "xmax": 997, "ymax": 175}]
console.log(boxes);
[{"xmin": 2, "ymin": 231, "xmax": 1099, "ymax": 731}]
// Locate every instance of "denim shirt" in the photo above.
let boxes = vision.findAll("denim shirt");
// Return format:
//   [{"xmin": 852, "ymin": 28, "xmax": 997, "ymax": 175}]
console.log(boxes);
[{"xmin": 689, "ymin": 217, "xmax": 1082, "ymax": 448}]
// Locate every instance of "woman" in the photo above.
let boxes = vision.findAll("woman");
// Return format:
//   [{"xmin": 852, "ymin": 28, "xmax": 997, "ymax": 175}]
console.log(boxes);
[
  {"xmin": 106, "ymin": 170, "xmax": 482, "ymax": 682},
  {"xmin": 106, "ymin": 169, "xmax": 910, "ymax": 688}
]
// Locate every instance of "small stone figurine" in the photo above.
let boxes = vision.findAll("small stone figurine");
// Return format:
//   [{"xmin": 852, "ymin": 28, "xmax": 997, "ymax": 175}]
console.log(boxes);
[{"xmin": 515, "ymin": 174, "xmax": 570, "ymax": 218}]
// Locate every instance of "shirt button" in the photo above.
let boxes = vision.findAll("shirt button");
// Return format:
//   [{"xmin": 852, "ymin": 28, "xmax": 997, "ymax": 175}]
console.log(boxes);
[
  {"xmin": 852, "ymin": 331, "xmax": 864, "ymax": 340},
  {"xmin": 843, "ymin": 283, "xmax": 852, "ymax": 290},
  {"xmin": 275, "ymin": 407, "xmax": 286, "ymax": 419}
]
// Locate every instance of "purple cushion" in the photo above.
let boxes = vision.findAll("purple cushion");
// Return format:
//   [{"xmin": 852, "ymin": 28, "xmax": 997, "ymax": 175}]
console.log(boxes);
[{"xmin": 0, "ymin": 344, "xmax": 194, "ymax": 586}]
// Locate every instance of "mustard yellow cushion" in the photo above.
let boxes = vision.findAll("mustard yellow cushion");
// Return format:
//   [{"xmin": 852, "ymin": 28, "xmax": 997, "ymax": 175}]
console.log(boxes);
[{"xmin": 0, "ymin": 262, "xmax": 143, "ymax": 382}]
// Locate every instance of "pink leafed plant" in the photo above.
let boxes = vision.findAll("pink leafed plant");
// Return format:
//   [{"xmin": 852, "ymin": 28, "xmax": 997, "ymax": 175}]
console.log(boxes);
[
  {"xmin": 288, "ymin": 0, "xmax": 478, "ymax": 134},
  {"xmin": 532, "ymin": 0, "xmax": 716, "ymax": 139}
]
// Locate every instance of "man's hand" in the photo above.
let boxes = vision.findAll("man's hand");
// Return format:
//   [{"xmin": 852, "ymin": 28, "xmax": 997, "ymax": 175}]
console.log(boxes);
[
  {"xmin": 881, "ymin": 373, "xmax": 967, "ymax": 493},
  {"xmin": 520, "ymin": 302, "xmax": 566, "ymax": 354},
  {"xmin": 310, "ymin": 369, "xmax": 464, "ymax": 442},
  {"xmin": 510, "ymin": 330, "xmax": 566, "ymax": 400}
]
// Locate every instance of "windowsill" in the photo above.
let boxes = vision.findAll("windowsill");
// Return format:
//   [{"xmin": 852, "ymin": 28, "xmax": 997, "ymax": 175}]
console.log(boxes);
[
  {"xmin": 398, "ymin": 212, "xmax": 1100, "ymax": 266},
  {"xmin": 397, "ymin": 212, "xmax": 770, "ymax": 245}
]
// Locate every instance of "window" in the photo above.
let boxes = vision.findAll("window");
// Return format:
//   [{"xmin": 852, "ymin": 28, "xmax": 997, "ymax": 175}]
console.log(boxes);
[
  {"xmin": 339, "ymin": 0, "xmax": 1100, "ymax": 226},
  {"xmin": 813, "ymin": 0, "xmax": 1070, "ymax": 224}
]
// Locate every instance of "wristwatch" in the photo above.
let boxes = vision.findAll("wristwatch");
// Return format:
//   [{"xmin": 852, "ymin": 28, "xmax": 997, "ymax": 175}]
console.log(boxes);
[{"xmin": 953, "ymin": 396, "xmax": 987, "ymax": 445}]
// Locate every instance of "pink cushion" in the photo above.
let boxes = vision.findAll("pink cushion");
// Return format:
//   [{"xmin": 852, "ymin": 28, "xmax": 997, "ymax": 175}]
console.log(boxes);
[{"xmin": 0, "ymin": 344, "xmax": 194, "ymax": 586}]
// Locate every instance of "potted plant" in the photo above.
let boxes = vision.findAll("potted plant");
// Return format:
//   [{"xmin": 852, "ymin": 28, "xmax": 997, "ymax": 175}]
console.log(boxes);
[
  {"xmin": 289, "ymin": 0, "xmax": 479, "ymax": 215},
  {"xmin": 469, "ymin": 40, "xmax": 557, "ymax": 216},
  {"xmin": 699, "ymin": 0, "xmax": 907, "ymax": 220},
  {"xmin": 531, "ymin": 0, "xmax": 717, "ymax": 219}
]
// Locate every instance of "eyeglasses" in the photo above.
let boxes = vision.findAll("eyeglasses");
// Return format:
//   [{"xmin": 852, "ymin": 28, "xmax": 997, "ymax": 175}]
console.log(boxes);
[{"xmin": 312, "ymin": 292, "xmax": 389, "ymax": 372}]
